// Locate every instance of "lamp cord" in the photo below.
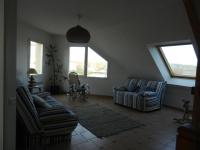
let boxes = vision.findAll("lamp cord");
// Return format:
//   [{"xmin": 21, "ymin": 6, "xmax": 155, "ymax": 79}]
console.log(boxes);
[{"xmin": 77, "ymin": 14, "xmax": 82, "ymax": 25}]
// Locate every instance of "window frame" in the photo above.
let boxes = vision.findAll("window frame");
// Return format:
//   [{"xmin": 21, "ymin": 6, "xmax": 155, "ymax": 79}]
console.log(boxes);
[
  {"xmin": 68, "ymin": 46, "xmax": 108, "ymax": 78},
  {"xmin": 29, "ymin": 40, "xmax": 44, "ymax": 75},
  {"xmin": 157, "ymin": 43, "xmax": 197, "ymax": 79}
]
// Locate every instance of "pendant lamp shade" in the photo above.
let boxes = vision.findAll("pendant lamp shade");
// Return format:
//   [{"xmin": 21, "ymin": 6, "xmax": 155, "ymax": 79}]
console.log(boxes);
[{"xmin": 66, "ymin": 25, "xmax": 91, "ymax": 43}]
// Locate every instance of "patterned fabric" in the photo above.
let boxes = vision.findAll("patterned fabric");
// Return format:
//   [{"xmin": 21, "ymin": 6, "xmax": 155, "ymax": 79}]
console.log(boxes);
[
  {"xmin": 16, "ymin": 86, "xmax": 78, "ymax": 147},
  {"xmin": 16, "ymin": 86, "xmax": 41, "ymax": 134},
  {"xmin": 127, "ymin": 79, "xmax": 138, "ymax": 92},
  {"xmin": 39, "ymin": 96, "xmax": 78, "ymax": 135},
  {"xmin": 113, "ymin": 79, "xmax": 166, "ymax": 112},
  {"xmin": 135, "ymin": 79, "xmax": 146, "ymax": 92},
  {"xmin": 145, "ymin": 81, "xmax": 158, "ymax": 91},
  {"xmin": 32, "ymin": 95, "xmax": 52, "ymax": 108},
  {"xmin": 36, "ymin": 92, "xmax": 50, "ymax": 98}
]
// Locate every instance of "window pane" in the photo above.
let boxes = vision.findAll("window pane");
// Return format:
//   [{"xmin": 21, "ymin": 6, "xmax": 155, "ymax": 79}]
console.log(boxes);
[
  {"xmin": 30, "ymin": 41, "xmax": 43, "ymax": 74},
  {"xmin": 87, "ymin": 47, "xmax": 108, "ymax": 78},
  {"xmin": 160, "ymin": 44, "xmax": 197, "ymax": 78},
  {"xmin": 69, "ymin": 47, "xmax": 85, "ymax": 75}
]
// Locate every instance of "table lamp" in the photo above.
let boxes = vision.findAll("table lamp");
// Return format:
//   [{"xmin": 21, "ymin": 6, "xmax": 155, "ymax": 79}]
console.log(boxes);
[{"xmin": 27, "ymin": 68, "xmax": 38, "ymax": 87}]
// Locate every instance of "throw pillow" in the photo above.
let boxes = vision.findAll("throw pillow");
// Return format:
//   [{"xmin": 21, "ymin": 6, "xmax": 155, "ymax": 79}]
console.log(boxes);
[
  {"xmin": 32, "ymin": 95, "xmax": 52, "ymax": 108},
  {"xmin": 145, "ymin": 81, "xmax": 158, "ymax": 92},
  {"xmin": 135, "ymin": 79, "xmax": 146, "ymax": 92},
  {"xmin": 127, "ymin": 79, "xmax": 138, "ymax": 92}
]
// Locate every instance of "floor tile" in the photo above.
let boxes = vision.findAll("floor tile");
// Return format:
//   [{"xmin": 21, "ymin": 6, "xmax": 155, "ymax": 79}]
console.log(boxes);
[{"xmin": 50, "ymin": 95, "xmax": 182, "ymax": 150}]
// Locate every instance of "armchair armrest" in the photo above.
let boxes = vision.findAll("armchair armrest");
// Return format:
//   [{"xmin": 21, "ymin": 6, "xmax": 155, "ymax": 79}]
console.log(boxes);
[
  {"xmin": 38, "ymin": 106, "xmax": 70, "ymax": 117},
  {"xmin": 80, "ymin": 83, "xmax": 89, "ymax": 90},
  {"xmin": 141, "ymin": 91, "xmax": 157, "ymax": 97},
  {"xmin": 36, "ymin": 92, "xmax": 50, "ymax": 98},
  {"xmin": 39, "ymin": 107, "xmax": 78, "ymax": 125}
]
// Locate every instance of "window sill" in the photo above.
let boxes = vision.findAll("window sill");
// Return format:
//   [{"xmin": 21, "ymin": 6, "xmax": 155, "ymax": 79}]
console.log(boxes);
[
  {"xmin": 167, "ymin": 77, "xmax": 195, "ymax": 87},
  {"xmin": 79, "ymin": 76, "xmax": 108, "ymax": 80},
  {"xmin": 87, "ymin": 76, "xmax": 108, "ymax": 79}
]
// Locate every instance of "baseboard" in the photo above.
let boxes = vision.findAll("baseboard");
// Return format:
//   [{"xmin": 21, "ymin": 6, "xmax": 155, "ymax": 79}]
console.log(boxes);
[
  {"xmin": 163, "ymin": 104, "xmax": 183, "ymax": 111},
  {"xmin": 163, "ymin": 104, "xmax": 193, "ymax": 114},
  {"xmin": 90, "ymin": 94, "xmax": 113, "ymax": 99}
]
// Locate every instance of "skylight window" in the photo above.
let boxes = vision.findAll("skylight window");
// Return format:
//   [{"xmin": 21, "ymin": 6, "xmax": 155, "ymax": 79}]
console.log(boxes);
[{"xmin": 159, "ymin": 44, "xmax": 197, "ymax": 78}]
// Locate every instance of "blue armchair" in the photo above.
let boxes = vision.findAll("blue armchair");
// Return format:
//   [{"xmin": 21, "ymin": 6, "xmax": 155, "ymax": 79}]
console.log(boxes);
[{"xmin": 16, "ymin": 86, "xmax": 78, "ymax": 149}]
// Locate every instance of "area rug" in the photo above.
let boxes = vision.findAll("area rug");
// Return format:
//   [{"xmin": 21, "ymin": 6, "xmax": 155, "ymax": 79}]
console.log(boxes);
[{"xmin": 72, "ymin": 104, "xmax": 145, "ymax": 138}]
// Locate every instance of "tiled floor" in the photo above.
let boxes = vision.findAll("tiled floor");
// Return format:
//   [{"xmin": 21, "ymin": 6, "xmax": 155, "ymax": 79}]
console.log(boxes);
[{"xmin": 47, "ymin": 95, "xmax": 182, "ymax": 150}]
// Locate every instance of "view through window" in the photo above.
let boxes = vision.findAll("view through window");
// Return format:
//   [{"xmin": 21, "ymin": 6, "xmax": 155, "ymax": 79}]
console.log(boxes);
[
  {"xmin": 30, "ymin": 41, "xmax": 43, "ymax": 74},
  {"xmin": 159, "ymin": 44, "xmax": 197, "ymax": 78},
  {"xmin": 69, "ymin": 47, "xmax": 108, "ymax": 78},
  {"xmin": 69, "ymin": 47, "xmax": 85, "ymax": 75}
]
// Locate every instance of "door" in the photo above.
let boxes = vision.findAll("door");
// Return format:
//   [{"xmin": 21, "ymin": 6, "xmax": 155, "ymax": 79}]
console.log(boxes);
[
  {"xmin": 2, "ymin": 0, "xmax": 17, "ymax": 149},
  {"xmin": 0, "ymin": 0, "xmax": 4, "ymax": 149}
]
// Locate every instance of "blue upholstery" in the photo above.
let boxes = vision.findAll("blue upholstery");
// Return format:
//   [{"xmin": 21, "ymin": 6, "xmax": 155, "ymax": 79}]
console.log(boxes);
[
  {"xmin": 127, "ymin": 79, "xmax": 138, "ymax": 92},
  {"xmin": 16, "ymin": 86, "xmax": 78, "ymax": 147},
  {"xmin": 113, "ymin": 78, "xmax": 166, "ymax": 112}
]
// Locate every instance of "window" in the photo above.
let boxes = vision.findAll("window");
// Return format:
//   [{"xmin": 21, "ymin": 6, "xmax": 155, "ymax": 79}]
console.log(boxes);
[
  {"xmin": 159, "ymin": 44, "xmax": 197, "ymax": 78},
  {"xmin": 87, "ymin": 47, "xmax": 108, "ymax": 78},
  {"xmin": 30, "ymin": 41, "xmax": 43, "ymax": 74},
  {"xmin": 69, "ymin": 46, "xmax": 108, "ymax": 78},
  {"xmin": 69, "ymin": 47, "xmax": 85, "ymax": 75}
]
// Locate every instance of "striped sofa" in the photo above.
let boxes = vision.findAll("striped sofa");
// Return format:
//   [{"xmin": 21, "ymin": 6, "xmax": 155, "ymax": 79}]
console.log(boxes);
[
  {"xmin": 16, "ymin": 86, "xmax": 78, "ymax": 149},
  {"xmin": 113, "ymin": 78, "xmax": 166, "ymax": 112}
]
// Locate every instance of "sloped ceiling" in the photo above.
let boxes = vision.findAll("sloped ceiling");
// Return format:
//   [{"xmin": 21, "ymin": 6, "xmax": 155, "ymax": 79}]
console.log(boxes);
[{"xmin": 18, "ymin": 0, "xmax": 194, "ymax": 80}]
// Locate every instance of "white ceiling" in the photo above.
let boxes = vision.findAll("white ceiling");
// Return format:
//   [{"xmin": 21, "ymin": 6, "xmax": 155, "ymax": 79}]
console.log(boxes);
[{"xmin": 18, "ymin": 0, "xmax": 176, "ymax": 35}]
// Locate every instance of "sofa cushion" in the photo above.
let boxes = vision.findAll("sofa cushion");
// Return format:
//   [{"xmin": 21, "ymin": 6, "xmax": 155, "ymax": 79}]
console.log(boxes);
[
  {"xmin": 135, "ymin": 79, "xmax": 146, "ymax": 92},
  {"xmin": 127, "ymin": 79, "xmax": 138, "ymax": 92},
  {"xmin": 124, "ymin": 78, "xmax": 131, "ymax": 88},
  {"xmin": 32, "ymin": 95, "xmax": 52, "ymax": 108},
  {"xmin": 44, "ymin": 96, "xmax": 66, "ymax": 108},
  {"xmin": 145, "ymin": 81, "xmax": 158, "ymax": 92}
]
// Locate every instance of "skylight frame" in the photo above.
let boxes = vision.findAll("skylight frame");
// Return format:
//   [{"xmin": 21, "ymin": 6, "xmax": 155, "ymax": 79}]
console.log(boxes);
[{"xmin": 157, "ymin": 43, "xmax": 197, "ymax": 79}]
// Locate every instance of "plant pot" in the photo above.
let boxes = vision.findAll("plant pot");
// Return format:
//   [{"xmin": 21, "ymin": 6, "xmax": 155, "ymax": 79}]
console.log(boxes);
[{"xmin": 50, "ymin": 85, "xmax": 61, "ymax": 94}]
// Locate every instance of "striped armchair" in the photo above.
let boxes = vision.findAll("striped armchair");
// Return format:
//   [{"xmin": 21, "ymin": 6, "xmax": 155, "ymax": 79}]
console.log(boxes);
[
  {"xmin": 113, "ymin": 78, "xmax": 166, "ymax": 112},
  {"xmin": 16, "ymin": 86, "xmax": 78, "ymax": 149}
]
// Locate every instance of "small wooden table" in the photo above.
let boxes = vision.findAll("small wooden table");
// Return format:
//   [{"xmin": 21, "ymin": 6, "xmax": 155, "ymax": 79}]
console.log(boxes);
[{"xmin": 28, "ymin": 85, "xmax": 42, "ymax": 94}]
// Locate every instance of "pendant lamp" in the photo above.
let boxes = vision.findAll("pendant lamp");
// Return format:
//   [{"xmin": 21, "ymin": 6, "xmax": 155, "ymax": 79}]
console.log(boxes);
[{"xmin": 66, "ymin": 15, "xmax": 90, "ymax": 43}]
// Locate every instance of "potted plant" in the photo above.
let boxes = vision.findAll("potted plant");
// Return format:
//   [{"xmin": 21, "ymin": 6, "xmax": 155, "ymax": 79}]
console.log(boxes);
[{"xmin": 46, "ymin": 45, "xmax": 64, "ymax": 94}]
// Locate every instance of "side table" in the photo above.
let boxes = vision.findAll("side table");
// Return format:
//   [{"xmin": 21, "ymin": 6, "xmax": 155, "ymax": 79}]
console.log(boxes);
[{"xmin": 28, "ymin": 85, "xmax": 43, "ymax": 94}]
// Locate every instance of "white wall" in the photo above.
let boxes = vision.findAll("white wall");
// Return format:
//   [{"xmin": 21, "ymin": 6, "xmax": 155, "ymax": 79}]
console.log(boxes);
[
  {"xmin": 53, "ymin": 35, "xmax": 195, "ymax": 109},
  {"xmin": 0, "ymin": 0, "xmax": 4, "ymax": 149},
  {"xmin": 164, "ymin": 85, "xmax": 194, "ymax": 110},
  {"xmin": 51, "ymin": 0, "xmax": 195, "ymax": 109},
  {"xmin": 86, "ymin": 0, "xmax": 194, "ymax": 109},
  {"xmin": 16, "ymin": 21, "xmax": 53, "ymax": 88},
  {"xmin": 53, "ymin": 35, "xmax": 129, "ymax": 95},
  {"xmin": 88, "ymin": 0, "xmax": 193, "ymax": 79}
]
